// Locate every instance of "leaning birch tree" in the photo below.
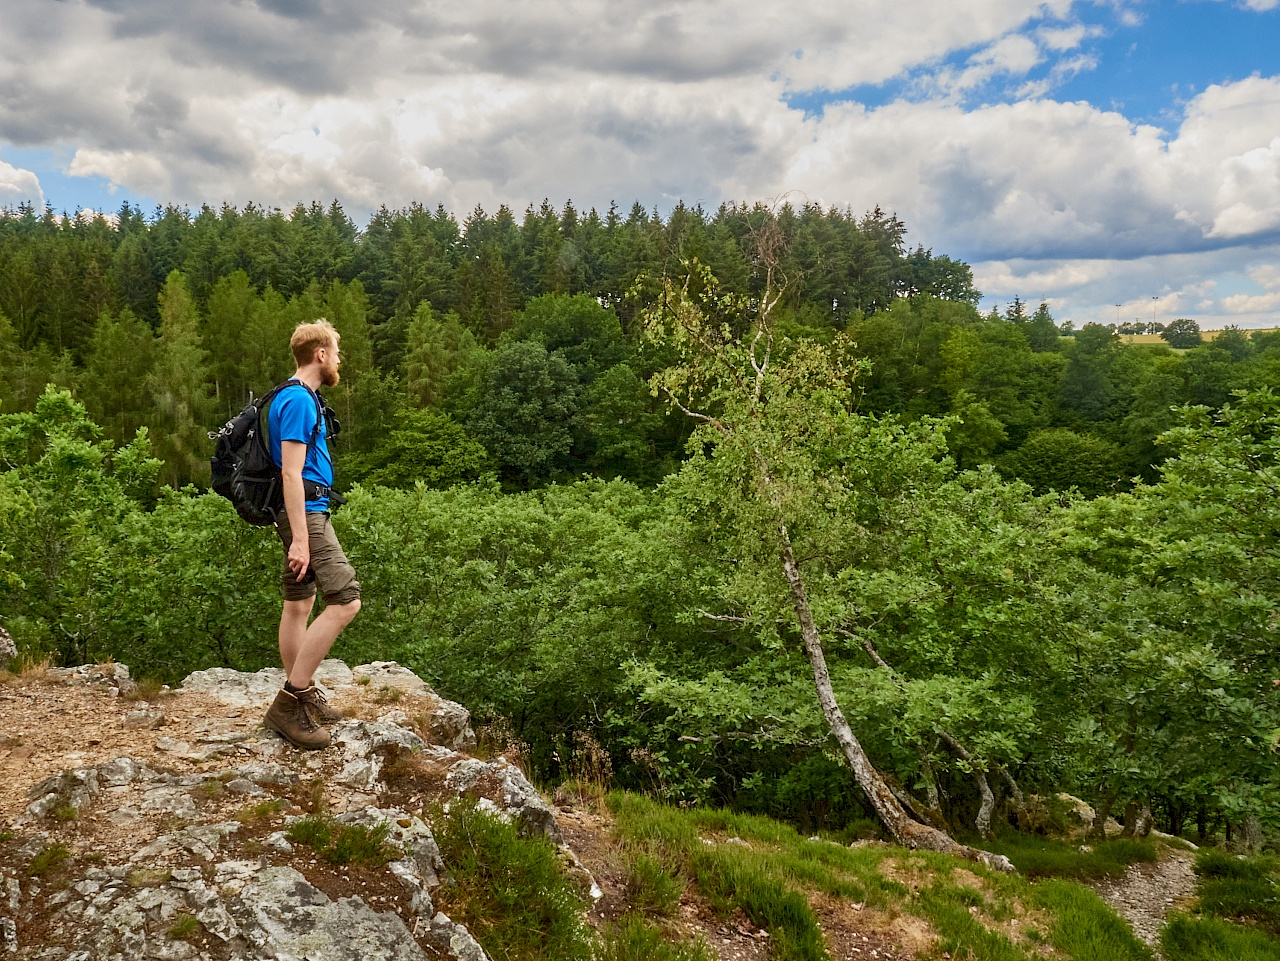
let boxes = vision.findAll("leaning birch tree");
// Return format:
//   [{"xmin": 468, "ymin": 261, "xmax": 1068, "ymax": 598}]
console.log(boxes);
[{"xmin": 644, "ymin": 249, "xmax": 1015, "ymax": 872}]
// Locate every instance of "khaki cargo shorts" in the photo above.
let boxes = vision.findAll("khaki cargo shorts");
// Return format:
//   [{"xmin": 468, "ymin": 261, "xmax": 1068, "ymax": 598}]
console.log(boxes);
[{"xmin": 276, "ymin": 511, "xmax": 361, "ymax": 605}]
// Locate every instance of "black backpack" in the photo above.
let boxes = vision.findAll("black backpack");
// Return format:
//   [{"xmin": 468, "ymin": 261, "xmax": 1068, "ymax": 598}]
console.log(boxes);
[{"xmin": 209, "ymin": 380, "xmax": 341, "ymax": 526}]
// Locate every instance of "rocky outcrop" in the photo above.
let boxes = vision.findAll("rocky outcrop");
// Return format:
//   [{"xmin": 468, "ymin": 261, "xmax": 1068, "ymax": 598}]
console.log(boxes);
[{"xmin": 0, "ymin": 660, "xmax": 570, "ymax": 961}]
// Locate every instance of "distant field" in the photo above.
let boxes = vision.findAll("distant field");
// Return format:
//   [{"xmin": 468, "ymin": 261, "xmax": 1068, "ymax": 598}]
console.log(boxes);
[{"xmin": 1120, "ymin": 327, "xmax": 1278, "ymax": 345}]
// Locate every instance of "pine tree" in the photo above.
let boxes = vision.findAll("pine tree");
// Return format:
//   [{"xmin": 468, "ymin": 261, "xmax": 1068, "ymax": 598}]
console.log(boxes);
[{"xmin": 147, "ymin": 271, "xmax": 216, "ymax": 487}]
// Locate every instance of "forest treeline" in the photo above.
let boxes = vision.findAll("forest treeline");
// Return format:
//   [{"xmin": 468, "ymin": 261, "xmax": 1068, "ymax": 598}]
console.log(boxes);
[
  {"xmin": 1, "ymin": 200, "xmax": 1277, "ymax": 848},
  {"xmin": 0, "ymin": 200, "xmax": 1274, "ymax": 495}
]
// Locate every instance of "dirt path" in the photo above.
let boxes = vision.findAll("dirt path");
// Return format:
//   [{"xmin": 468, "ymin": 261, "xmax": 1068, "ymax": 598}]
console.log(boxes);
[{"xmin": 1091, "ymin": 849, "xmax": 1197, "ymax": 954}]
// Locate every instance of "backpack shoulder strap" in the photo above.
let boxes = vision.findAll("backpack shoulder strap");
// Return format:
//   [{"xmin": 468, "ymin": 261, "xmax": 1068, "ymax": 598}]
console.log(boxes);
[{"xmin": 260, "ymin": 379, "xmax": 326, "ymax": 453}]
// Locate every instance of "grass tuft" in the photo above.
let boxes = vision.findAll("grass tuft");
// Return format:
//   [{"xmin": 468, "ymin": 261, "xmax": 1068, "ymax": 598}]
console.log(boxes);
[
  {"xmin": 127, "ymin": 867, "xmax": 172, "ymax": 888},
  {"xmin": 234, "ymin": 798, "xmax": 287, "ymax": 824},
  {"xmin": 286, "ymin": 815, "xmax": 335, "ymax": 850},
  {"xmin": 286, "ymin": 815, "xmax": 397, "ymax": 867},
  {"xmin": 624, "ymin": 852, "xmax": 685, "ymax": 916},
  {"xmin": 593, "ymin": 916, "xmax": 714, "ymax": 961},
  {"xmin": 123, "ymin": 676, "xmax": 168, "ymax": 702},
  {"xmin": 27, "ymin": 842, "xmax": 70, "ymax": 878},
  {"xmin": 51, "ymin": 804, "xmax": 79, "ymax": 822},
  {"xmin": 432, "ymin": 797, "xmax": 592, "ymax": 961},
  {"xmin": 329, "ymin": 822, "xmax": 395, "ymax": 866},
  {"xmin": 168, "ymin": 912, "xmax": 202, "ymax": 941}
]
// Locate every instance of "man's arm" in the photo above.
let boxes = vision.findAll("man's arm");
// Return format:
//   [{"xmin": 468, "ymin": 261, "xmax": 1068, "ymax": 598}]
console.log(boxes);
[{"xmin": 281, "ymin": 440, "xmax": 310, "ymax": 582}]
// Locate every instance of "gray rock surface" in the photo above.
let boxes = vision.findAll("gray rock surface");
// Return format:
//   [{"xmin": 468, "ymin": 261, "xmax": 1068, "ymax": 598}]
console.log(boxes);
[
  {"xmin": 235, "ymin": 866, "xmax": 431, "ymax": 960},
  {"xmin": 3, "ymin": 660, "xmax": 538, "ymax": 961},
  {"xmin": 0, "ymin": 626, "xmax": 15, "ymax": 672},
  {"xmin": 445, "ymin": 757, "xmax": 562, "ymax": 843},
  {"xmin": 179, "ymin": 658, "xmax": 354, "ymax": 708}
]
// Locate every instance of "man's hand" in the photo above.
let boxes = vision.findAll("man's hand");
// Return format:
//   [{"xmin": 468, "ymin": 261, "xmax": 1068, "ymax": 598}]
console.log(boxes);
[{"xmin": 287, "ymin": 539, "xmax": 311, "ymax": 581}]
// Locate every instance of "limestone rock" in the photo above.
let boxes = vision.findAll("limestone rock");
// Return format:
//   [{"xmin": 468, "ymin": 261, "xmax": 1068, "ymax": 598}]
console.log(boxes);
[
  {"xmin": 352, "ymin": 661, "xmax": 429, "ymax": 694},
  {"xmin": 425, "ymin": 912, "xmax": 492, "ymax": 961},
  {"xmin": 46, "ymin": 661, "xmax": 136, "ymax": 695},
  {"xmin": 445, "ymin": 757, "xmax": 562, "ymax": 843},
  {"xmin": 4, "ymin": 660, "xmax": 563, "ymax": 961},
  {"xmin": 0, "ymin": 626, "xmax": 15, "ymax": 672},
  {"xmin": 422, "ymin": 696, "xmax": 478, "ymax": 752},
  {"xmin": 234, "ymin": 866, "xmax": 430, "ymax": 960},
  {"xmin": 25, "ymin": 767, "xmax": 100, "ymax": 820},
  {"xmin": 179, "ymin": 658, "xmax": 353, "ymax": 708}
]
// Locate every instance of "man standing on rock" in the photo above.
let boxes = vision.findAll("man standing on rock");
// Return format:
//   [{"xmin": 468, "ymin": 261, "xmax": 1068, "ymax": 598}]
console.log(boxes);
[{"xmin": 263, "ymin": 320, "xmax": 361, "ymax": 750}]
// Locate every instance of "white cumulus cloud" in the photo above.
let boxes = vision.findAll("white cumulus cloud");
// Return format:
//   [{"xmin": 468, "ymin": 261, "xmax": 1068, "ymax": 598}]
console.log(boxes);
[{"xmin": 0, "ymin": 161, "xmax": 42, "ymax": 208}]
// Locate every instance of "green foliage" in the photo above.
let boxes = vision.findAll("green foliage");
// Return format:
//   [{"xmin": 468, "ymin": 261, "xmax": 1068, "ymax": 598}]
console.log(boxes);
[
  {"xmin": 431, "ymin": 798, "xmax": 592, "ymax": 961},
  {"xmin": 1163, "ymin": 318, "xmax": 1204, "ymax": 349},
  {"xmin": 467, "ymin": 339, "xmax": 582, "ymax": 485},
  {"xmin": 998, "ymin": 427, "xmax": 1128, "ymax": 495},
  {"xmin": 344, "ymin": 407, "xmax": 489, "ymax": 490}
]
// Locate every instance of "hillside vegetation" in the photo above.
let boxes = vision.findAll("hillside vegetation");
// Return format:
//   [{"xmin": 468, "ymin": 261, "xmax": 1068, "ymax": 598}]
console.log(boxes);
[{"xmin": 1, "ymin": 200, "xmax": 1278, "ymax": 954}]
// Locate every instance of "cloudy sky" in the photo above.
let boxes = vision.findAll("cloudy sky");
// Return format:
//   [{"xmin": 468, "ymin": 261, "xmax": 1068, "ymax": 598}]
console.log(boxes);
[{"xmin": 1, "ymin": 0, "xmax": 1277, "ymax": 328}]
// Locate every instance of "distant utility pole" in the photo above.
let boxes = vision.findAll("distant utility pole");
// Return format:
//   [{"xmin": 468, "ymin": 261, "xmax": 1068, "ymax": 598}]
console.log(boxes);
[
  {"xmin": 1115, "ymin": 304, "xmax": 1122, "ymax": 325},
  {"xmin": 1152, "ymin": 296, "xmax": 1159, "ymax": 326}
]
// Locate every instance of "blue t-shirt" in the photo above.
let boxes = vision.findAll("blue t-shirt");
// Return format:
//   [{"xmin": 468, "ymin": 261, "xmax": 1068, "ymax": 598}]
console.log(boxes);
[{"xmin": 267, "ymin": 382, "xmax": 333, "ymax": 513}]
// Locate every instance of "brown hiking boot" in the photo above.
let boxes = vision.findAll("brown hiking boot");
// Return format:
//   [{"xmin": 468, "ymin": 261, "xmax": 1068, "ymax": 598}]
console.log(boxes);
[
  {"xmin": 264, "ymin": 688, "xmax": 330, "ymax": 750},
  {"xmin": 296, "ymin": 685, "xmax": 344, "ymax": 724}
]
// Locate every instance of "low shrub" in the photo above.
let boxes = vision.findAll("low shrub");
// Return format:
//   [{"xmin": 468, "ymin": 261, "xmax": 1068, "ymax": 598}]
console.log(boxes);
[{"xmin": 431, "ymin": 798, "xmax": 592, "ymax": 961}]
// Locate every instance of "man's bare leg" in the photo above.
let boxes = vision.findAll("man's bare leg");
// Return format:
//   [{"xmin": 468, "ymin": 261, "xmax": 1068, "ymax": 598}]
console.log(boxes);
[
  {"xmin": 279, "ymin": 597, "xmax": 315, "ymax": 679},
  {"xmin": 285, "ymin": 599, "xmax": 361, "ymax": 689}
]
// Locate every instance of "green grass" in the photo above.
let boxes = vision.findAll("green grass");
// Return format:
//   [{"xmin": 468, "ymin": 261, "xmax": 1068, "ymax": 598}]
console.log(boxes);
[
  {"xmin": 234, "ymin": 798, "xmax": 288, "ymax": 824},
  {"xmin": 286, "ymin": 815, "xmax": 334, "ymax": 850},
  {"xmin": 285, "ymin": 815, "xmax": 397, "ymax": 867},
  {"xmin": 431, "ymin": 798, "xmax": 592, "ymax": 961},
  {"xmin": 168, "ymin": 912, "xmax": 202, "ymax": 941},
  {"xmin": 1030, "ymin": 880, "xmax": 1153, "ymax": 961},
  {"xmin": 606, "ymin": 792, "xmax": 1168, "ymax": 961},
  {"xmin": 624, "ymin": 852, "xmax": 685, "ymax": 916},
  {"xmin": 1158, "ymin": 849, "xmax": 1280, "ymax": 959},
  {"xmin": 1192, "ymin": 850, "xmax": 1280, "ymax": 933},
  {"xmin": 328, "ymin": 822, "xmax": 395, "ymax": 866},
  {"xmin": 593, "ymin": 916, "xmax": 715, "ymax": 961},
  {"xmin": 983, "ymin": 832, "xmax": 1158, "ymax": 880},
  {"xmin": 1163, "ymin": 914, "xmax": 1280, "ymax": 961},
  {"xmin": 26, "ymin": 842, "xmax": 70, "ymax": 878}
]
